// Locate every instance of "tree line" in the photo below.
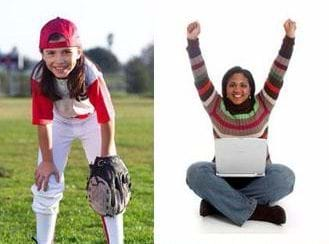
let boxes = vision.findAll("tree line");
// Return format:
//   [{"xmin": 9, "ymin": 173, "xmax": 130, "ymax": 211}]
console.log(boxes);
[
  {"xmin": 0, "ymin": 34, "xmax": 154, "ymax": 96},
  {"xmin": 85, "ymin": 42, "xmax": 153, "ymax": 96}
]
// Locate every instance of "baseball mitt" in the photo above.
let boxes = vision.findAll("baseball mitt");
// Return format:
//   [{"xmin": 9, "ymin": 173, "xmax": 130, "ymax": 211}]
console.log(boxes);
[{"xmin": 86, "ymin": 156, "xmax": 131, "ymax": 216}]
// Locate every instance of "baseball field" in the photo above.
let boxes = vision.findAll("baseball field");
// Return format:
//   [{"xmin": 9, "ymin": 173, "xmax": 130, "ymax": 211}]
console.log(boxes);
[{"xmin": 0, "ymin": 96, "xmax": 153, "ymax": 243}]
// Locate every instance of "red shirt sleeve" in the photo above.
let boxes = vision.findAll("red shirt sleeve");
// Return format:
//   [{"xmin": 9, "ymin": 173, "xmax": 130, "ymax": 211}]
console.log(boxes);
[
  {"xmin": 87, "ymin": 77, "xmax": 115, "ymax": 123},
  {"xmin": 31, "ymin": 79, "xmax": 53, "ymax": 125}
]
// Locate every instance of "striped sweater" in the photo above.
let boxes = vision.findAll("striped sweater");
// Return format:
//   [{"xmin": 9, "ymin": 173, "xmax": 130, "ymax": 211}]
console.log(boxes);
[{"xmin": 187, "ymin": 37, "xmax": 294, "ymax": 139}]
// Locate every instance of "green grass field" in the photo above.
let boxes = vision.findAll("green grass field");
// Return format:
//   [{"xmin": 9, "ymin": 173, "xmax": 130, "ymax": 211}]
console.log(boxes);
[{"xmin": 0, "ymin": 96, "xmax": 153, "ymax": 243}]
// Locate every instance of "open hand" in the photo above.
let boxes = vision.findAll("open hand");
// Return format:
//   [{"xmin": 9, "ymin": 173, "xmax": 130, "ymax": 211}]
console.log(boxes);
[
  {"xmin": 187, "ymin": 21, "xmax": 201, "ymax": 40},
  {"xmin": 284, "ymin": 19, "xmax": 296, "ymax": 38},
  {"xmin": 35, "ymin": 161, "xmax": 60, "ymax": 191}
]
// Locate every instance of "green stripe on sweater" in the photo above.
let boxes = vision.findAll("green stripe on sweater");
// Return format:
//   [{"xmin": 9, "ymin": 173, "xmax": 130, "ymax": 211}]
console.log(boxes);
[
  {"xmin": 269, "ymin": 69, "xmax": 283, "ymax": 82},
  {"xmin": 220, "ymin": 99, "xmax": 259, "ymax": 119}
]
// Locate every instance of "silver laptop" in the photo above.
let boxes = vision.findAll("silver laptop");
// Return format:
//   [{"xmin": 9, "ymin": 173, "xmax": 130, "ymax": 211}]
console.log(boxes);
[{"xmin": 215, "ymin": 138, "xmax": 267, "ymax": 177}]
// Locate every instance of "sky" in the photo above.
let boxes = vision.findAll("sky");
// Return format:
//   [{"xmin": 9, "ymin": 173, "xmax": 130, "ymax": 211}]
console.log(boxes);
[{"xmin": 0, "ymin": 0, "xmax": 153, "ymax": 63}]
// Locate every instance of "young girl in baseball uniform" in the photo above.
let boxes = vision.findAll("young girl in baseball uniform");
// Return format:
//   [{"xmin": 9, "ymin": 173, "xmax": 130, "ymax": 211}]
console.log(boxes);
[{"xmin": 31, "ymin": 17, "xmax": 123, "ymax": 244}]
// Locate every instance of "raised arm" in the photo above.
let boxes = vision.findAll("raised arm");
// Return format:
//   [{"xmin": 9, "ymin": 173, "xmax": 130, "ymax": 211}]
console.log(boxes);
[
  {"xmin": 260, "ymin": 19, "xmax": 296, "ymax": 110},
  {"xmin": 187, "ymin": 21, "xmax": 200, "ymax": 40},
  {"xmin": 284, "ymin": 19, "xmax": 296, "ymax": 39},
  {"xmin": 186, "ymin": 21, "xmax": 220, "ymax": 111}
]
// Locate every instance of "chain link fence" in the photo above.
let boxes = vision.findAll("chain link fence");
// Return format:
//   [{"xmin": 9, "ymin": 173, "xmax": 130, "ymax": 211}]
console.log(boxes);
[{"xmin": 0, "ymin": 70, "xmax": 30, "ymax": 97}]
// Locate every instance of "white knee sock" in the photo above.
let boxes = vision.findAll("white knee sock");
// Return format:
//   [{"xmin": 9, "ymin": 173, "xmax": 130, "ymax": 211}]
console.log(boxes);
[
  {"xmin": 101, "ymin": 214, "xmax": 123, "ymax": 244},
  {"xmin": 36, "ymin": 213, "xmax": 57, "ymax": 244}
]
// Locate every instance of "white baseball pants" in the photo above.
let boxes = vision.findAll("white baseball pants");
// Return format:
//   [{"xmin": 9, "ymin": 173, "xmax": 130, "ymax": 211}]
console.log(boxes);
[{"xmin": 31, "ymin": 112, "xmax": 123, "ymax": 244}]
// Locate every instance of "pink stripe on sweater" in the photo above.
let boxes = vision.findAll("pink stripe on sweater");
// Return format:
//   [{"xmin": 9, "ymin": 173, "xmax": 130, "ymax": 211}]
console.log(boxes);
[
  {"xmin": 265, "ymin": 80, "xmax": 280, "ymax": 94},
  {"xmin": 274, "ymin": 60, "xmax": 287, "ymax": 70},
  {"xmin": 192, "ymin": 61, "xmax": 205, "ymax": 70},
  {"xmin": 198, "ymin": 80, "xmax": 212, "ymax": 96}
]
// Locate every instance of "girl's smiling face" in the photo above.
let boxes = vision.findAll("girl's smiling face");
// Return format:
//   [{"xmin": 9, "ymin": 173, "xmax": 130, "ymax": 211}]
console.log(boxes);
[
  {"xmin": 225, "ymin": 73, "xmax": 251, "ymax": 105},
  {"xmin": 42, "ymin": 46, "xmax": 81, "ymax": 78},
  {"xmin": 42, "ymin": 36, "xmax": 81, "ymax": 78}
]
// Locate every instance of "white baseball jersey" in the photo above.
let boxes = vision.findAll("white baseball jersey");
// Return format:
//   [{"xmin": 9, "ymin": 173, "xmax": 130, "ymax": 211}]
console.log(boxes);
[{"xmin": 31, "ymin": 58, "xmax": 115, "ymax": 124}]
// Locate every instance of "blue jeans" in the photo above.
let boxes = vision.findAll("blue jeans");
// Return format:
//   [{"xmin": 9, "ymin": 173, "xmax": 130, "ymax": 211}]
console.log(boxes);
[{"xmin": 186, "ymin": 162, "xmax": 295, "ymax": 226}]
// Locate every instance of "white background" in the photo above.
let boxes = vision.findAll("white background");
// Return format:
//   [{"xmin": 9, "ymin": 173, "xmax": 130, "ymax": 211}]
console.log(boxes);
[{"xmin": 155, "ymin": 0, "xmax": 329, "ymax": 243}]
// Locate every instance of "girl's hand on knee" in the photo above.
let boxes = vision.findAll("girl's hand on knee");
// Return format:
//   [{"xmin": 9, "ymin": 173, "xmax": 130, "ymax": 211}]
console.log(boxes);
[{"xmin": 35, "ymin": 161, "xmax": 60, "ymax": 191}]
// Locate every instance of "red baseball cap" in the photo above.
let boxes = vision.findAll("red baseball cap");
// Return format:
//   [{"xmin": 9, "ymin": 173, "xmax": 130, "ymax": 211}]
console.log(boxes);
[{"xmin": 39, "ymin": 17, "xmax": 81, "ymax": 50}]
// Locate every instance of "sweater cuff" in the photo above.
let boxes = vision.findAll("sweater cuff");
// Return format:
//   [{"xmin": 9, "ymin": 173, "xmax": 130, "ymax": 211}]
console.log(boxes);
[
  {"xmin": 279, "ymin": 36, "xmax": 295, "ymax": 59},
  {"xmin": 186, "ymin": 38, "xmax": 201, "ymax": 58},
  {"xmin": 284, "ymin": 35, "xmax": 295, "ymax": 44}
]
